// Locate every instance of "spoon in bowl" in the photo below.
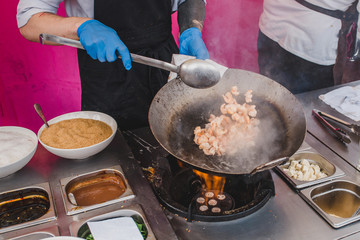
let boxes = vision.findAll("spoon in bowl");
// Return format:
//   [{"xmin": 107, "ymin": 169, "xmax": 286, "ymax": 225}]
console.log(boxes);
[
  {"xmin": 39, "ymin": 33, "xmax": 221, "ymax": 89},
  {"xmin": 34, "ymin": 103, "xmax": 49, "ymax": 128}
]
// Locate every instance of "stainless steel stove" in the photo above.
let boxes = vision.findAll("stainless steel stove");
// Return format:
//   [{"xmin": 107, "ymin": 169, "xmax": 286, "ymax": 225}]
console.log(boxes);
[
  {"xmin": 123, "ymin": 128, "xmax": 275, "ymax": 223},
  {"xmin": 123, "ymin": 128, "xmax": 275, "ymax": 222},
  {"xmin": 123, "ymin": 127, "xmax": 360, "ymax": 240}
]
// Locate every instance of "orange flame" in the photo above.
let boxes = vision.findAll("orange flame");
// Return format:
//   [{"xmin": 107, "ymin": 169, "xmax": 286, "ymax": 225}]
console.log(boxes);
[
  {"xmin": 176, "ymin": 160, "xmax": 226, "ymax": 194},
  {"xmin": 193, "ymin": 169, "xmax": 226, "ymax": 194}
]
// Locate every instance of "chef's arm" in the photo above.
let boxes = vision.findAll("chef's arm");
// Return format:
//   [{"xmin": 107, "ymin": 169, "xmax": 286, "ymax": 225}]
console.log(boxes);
[
  {"xmin": 178, "ymin": 0, "xmax": 206, "ymax": 34},
  {"xmin": 19, "ymin": 12, "xmax": 131, "ymax": 67},
  {"xmin": 177, "ymin": 0, "xmax": 209, "ymax": 59},
  {"xmin": 19, "ymin": 13, "xmax": 90, "ymax": 43}
]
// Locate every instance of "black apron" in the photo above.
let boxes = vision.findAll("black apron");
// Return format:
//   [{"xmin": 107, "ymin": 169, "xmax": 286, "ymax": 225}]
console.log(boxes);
[{"xmin": 77, "ymin": 0, "xmax": 179, "ymax": 130}]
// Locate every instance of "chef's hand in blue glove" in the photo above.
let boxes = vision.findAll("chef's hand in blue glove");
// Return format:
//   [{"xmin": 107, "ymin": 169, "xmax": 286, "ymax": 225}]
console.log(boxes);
[
  {"xmin": 179, "ymin": 27, "xmax": 209, "ymax": 60},
  {"xmin": 77, "ymin": 19, "xmax": 132, "ymax": 70}
]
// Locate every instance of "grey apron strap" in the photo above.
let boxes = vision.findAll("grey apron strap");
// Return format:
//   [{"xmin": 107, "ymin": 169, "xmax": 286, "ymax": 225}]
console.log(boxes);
[{"xmin": 295, "ymin": 0, "xmax": 358, "ymax": 21}]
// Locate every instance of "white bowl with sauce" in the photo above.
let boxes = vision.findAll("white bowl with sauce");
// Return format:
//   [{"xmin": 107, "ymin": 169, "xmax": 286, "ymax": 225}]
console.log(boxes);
[
  {"xmin": 37, "ymin": 111, "xmax": 117, "ymax": 159},
  {"xmin": 0, "ymin": 126, "xmax": 38, "ymax": 178}
]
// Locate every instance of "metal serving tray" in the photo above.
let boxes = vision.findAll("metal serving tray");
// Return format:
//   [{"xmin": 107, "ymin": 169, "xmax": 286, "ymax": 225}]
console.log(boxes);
[
  {"xmin": 275, "ymin": 149, "xmax": 345, "ymax": 189},
  {"xmin": 299, "ymin": 178, "xmax": 360, "ymax": 228},
  {"xmin": 6, "ymin": 225, "xmax": 60, "ymax": 240},
  {"xmin": 0, "ymin": 182, "xmax": 56, "ymax": 234},
  {"xmin": 69, "ymin": 204, "xmax": 156, "ymax": 240},
  {"xmin": 60, "ymin": 165, "xmax": 135, "ymax": 215}
]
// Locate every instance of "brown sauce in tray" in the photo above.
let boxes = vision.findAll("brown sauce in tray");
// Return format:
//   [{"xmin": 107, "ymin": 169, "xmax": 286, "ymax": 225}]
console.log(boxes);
[
  {"xmin": 66, "ymin": 172, "xmax": 127, "ymax": 206},
  {"xmin": 71, "ymin": 182, "xmax": 126, "ymax": 206}
]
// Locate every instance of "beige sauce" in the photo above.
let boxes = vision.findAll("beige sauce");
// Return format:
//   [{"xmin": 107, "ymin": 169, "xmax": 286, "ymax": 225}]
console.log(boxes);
[{"xmin": 40, "ymin": 118, "xmax": 112, "ymax": 149}]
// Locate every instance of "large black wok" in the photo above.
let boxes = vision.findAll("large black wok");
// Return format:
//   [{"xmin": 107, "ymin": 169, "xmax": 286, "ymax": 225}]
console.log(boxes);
[{"xmin": 149, "ymin": 69, "xmax": 307, "ymax": 175}]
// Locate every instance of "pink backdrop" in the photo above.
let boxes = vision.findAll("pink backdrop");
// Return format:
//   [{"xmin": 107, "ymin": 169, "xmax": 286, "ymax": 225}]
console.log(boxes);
[{"xmin": 0, "ymin": 0, "xmax": 263, "ymax": 133}]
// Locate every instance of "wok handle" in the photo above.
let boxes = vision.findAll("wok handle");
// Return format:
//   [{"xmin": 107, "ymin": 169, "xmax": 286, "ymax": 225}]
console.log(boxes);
[{"xmin": 250, "ymin": 157, "xmax": 289, "ymax": 175}]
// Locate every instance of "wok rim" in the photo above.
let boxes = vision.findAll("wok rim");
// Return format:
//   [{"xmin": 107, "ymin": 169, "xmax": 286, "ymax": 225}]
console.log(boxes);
[{"xmin": 149, "ymin": 69, "xmax": 307, "ymax": 175}]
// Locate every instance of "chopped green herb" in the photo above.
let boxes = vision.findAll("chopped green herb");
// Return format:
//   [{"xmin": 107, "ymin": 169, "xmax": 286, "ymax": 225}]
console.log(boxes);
[{"xmin": 85, "ymin": 234, "xmax": 94, "ymax": 240}]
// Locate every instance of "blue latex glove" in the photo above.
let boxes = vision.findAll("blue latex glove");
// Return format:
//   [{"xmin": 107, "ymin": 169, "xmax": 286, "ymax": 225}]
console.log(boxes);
[
  {"xmin": 77, "ymin": 19, "xmax": 132, "ymax": 70},
  {"xmin": 179, "ymin": 27, "xmax": 209, "ymax": 60}
]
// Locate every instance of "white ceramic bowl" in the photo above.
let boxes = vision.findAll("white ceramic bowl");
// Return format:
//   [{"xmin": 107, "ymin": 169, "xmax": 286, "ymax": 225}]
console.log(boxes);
[
  {"xmin": 0, "ymin": 126, "xmax": 38, "ymax": 178},
  {"xmin": 37, "ymin": 111, "xmax": 117, "ymax": 159}
]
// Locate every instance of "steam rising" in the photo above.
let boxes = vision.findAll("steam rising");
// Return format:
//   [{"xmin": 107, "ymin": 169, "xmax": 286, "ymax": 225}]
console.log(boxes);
[
  {"xmin": 150, "ymin": 72, "xmax": 301, "ymax": 175},
  {"xmin": 222, "ymin": 113, "xmax": 285, "ymax": 173},
  {"xmin": 167, "ymin": 89, "xmax": 287, "ymax": 174}
]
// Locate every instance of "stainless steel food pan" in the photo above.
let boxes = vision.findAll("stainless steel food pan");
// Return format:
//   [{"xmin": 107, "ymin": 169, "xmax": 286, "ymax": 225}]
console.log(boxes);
[
  {"xmin": 276, "ymin": 150, "xmax": 345, "ymax": 189},
  {"xmin": 6, "ymin": 225, "xmax": 60, "ymax": 240},
  {"xmin": 69, "ymin": 204, "xmax": 156, "ymax": 240},
  {"xmin": 0, "ymin": 182, "xmax": 56, "ymax": 234},
  {"xmin": 60, "ymin": 165, "xmax": 135, "ymax": 215},
  {"xmin": 300, "ymin": 179, "xmax": 360, "ymax": 228}
]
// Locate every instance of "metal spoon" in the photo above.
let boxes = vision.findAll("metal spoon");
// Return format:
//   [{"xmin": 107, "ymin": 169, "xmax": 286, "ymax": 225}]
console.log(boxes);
[
  {"xmin": 39, "ymin": 33, "xmax": 220, "ymax": 89},
  {"xmin": 34, "ymin": 103, "xmax": 49, "ymax": 128}
]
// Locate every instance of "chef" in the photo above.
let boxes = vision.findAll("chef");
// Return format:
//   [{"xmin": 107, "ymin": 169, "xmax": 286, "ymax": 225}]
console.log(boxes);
[
  {"xmin": 258, "ymin": 0, "xmax": 360, "ymax": 94},
  {"xmin": 16, "ymin": 0, "xmax": 209, "ymax": 130}
]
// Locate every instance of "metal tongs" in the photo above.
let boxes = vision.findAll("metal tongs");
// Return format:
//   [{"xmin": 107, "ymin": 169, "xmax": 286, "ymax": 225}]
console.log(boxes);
[{"xmin": 312, "ymin": 109, "xmax": 352, "ymax": 144}]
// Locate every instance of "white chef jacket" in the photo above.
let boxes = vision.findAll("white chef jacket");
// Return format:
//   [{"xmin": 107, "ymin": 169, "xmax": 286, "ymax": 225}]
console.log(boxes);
[
  {"xmin": 259, "ymin": 0, "xmax": 360, "ymax": 65},
  {"xmin": 16, "ymin": 0, "xmax": 203, "ymax": 28}
]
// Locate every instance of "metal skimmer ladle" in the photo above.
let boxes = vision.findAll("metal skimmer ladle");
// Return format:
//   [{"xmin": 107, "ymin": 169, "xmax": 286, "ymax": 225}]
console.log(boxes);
[{"xmin": 39, "ymin": 33, "xmax": 220, "ymax": 89}]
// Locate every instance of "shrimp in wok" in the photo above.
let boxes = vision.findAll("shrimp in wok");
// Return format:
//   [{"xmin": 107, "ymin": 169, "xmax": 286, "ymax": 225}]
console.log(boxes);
[{"xmin": 194, "ymin": 86, "xmax": 260, "ymax": 156}]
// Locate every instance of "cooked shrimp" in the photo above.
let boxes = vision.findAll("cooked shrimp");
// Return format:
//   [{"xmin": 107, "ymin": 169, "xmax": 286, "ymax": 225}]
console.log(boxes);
[
  {"xmin": 225, "ymin": 104, "xmax": 238, "ymax": 115},
  {"xmin": 223, "ymin": 92, "xmax": 236, "ymax": 104},
  {"xmin": 231, "ymin": 86, "xmax": 240, "ymax": 96},
  {"xmin": 231, "ymin": 113, "xmax": 244, "ymax": 122},
  {"xmin": 194, "ymin": 86, "xmax": 259, "ymax": 156},
  {"xmin": 194, "ymin": 126, "xmax": 202, "ymax": 135},
  {"xmin": 204, "ymin": 147, "xmax": 216, "ymax": 155},
  {"xmin": 248, "ymin": 106, "xmax": 257, "ymax": 118},
  {"xmin": 245, "ymin": 90, "xmax": 253, "ymax": 103},
  {"xmin": 220, "ymin": 104, "xmax": 227, "ymax": 115},
  {"xmin": 215, "ymin": 128, "xmax": 227, "ymax": 136},
  {"xmin": 208, "ymin": 136, "xmax": 216, "ymax": 144},
  {"xmin": 198, "ymin": 135, "xmax": 208, "ymax": 144},
  {"xmin": 209, "ymin": 114, "xmax": 216, "ymax": 122},
  {"xmin": 199, "ymin": 142, "xmax": 211, "ymax": 150}
]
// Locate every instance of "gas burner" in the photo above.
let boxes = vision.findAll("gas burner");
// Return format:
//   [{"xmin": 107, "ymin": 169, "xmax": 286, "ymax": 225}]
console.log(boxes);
[
  {"xmin": 123, "ymin": 128, "xmax": 275, "ymax": 222},
  {"xmin": 156, "ymin": 162, "xmax": 275, "ymax": 222},
  {"xmin": 194, "ymin": 190, "xmax": 235, "ymax": 215}
]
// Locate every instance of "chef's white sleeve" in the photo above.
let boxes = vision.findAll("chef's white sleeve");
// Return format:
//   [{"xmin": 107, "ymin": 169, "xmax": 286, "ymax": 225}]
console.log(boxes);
[{"xmin": 17, "ymin": 0, "xmax": 63, "ymax": 28}]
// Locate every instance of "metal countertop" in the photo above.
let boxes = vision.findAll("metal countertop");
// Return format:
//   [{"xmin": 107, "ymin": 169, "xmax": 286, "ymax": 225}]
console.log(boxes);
[
  {"xmin": 159, "ymin": 81, "xmax": 360, "ymax": 240},
  {"xmin": 296, "ymin": 80, "xmax": 360, "ymax": 170},
  {"xmin": 0, "ymin": 81, "xmax": 360, "ymax": 240},
  {"xmin": 165, "ymin": 133, "xmax": 360, "ymax": 240},
  {"xmin": 0, "ymin": 133, "xmax": 178, "ymax": 240}
]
